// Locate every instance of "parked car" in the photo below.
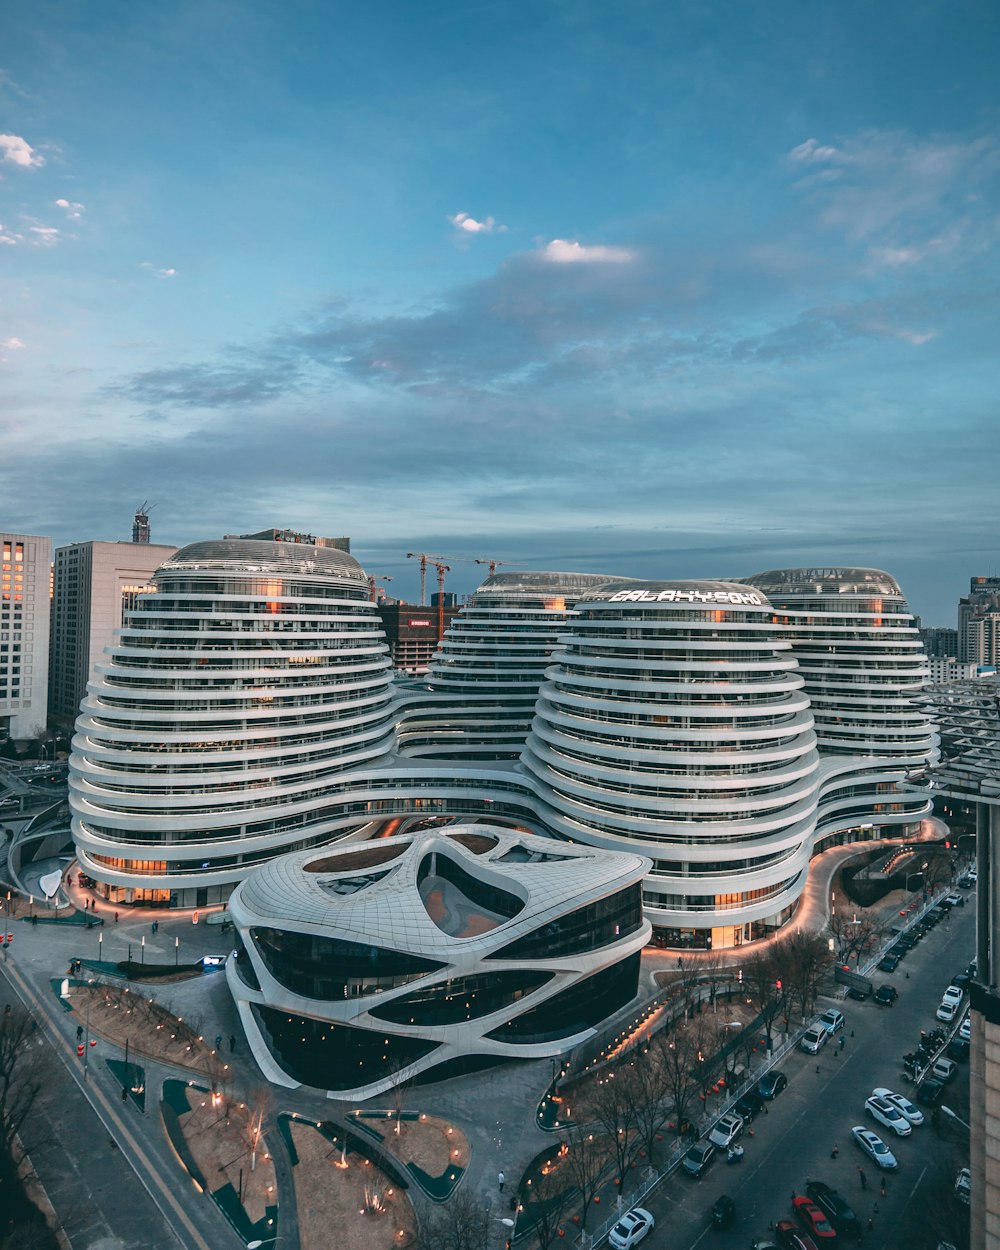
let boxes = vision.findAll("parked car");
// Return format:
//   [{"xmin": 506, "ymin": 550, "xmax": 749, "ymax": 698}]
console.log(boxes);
[
  {"xmin": 758, "ymin": 1070, "xmax": 788, "ymax": 1099},
  {"xmin": 955, "ymin": 1168, "xmax": 971, "ymax": 1205},
  {"xmin": 850, "ymin": 1126, "xmax": 898, "ymax": 1170},
  {"xmin": 800, "ymin": 1025, "xmax": 829, "ymax": 1055},
  {"xmin": 871, "ymin": 1088, "xmax": 924, "ymax": 1126},
  {"xmin": 878, "ymin": 953, "xmax": 901, "ymax": 973},
  {"xmin": 805, "ymin": 1180, "xmax": 862, "ymax": 1239},
  {"xmin": 960, "ymin": 1017, "xmax": 971, "ymax": 1042},
  {"xmin": 936, "ymin": 1000, "xmax": 958, "ymax": 1024},
  {"xmin": 609, "ymin": 1207, "xmax": 655, "ymax": 1249},
  {"xmin": 682, "ymin": 1141, "xmax": 716, "ymax": 1178},
  {"xmin": 817, "ymin": 1009, "xmax": 845, "ymax": 1035},
  {"xmin": 734, "ymin": 1088, "xmax": 765, "ymax": 1121},
  {"xmin": 865, "ymin": 1094, "xmax": 912, "ymax": 1136},
  {"xmin": 792, "ymin": 1197, "xmax": 837, "ymax": 1241},
  {"xmin": 957, "ymin": 874, "xmax": 974, "ymax": 889},
  {"xmin": 774, "ymin": 1220, "xmax": 818, "ymax": 1250},
  {"xmin": 931, "ymin": 1057, "xmax": 958, "ymax": 1083},
  {"xmin": 942, "ymin": 985, "xmax": 964, "ymax": 1007},
  {"xmin": 950, "ymin": 972, "xmax": 971, "ymax": 989},
  {"xmin": 946, "ymin": 1039, "xmax": 969, "ymax": 1063},
  {"xmin": 874, "ymin": 985, "xmax": 898, "ymax": 1006},
  {"xmin": 845, "ymin": 985, "xmax": 869, "ymax": 1001},
  {"xmin": 944, "ymin": 893, "xmax": 965, "ymax": 907},
  {"xmin": 708, "ymin": 1113, "xmax": 744, "ymax": 1150},
  {"xmin": 917, "ymin": 1078, "xmax": 945, "ymax": 1106}
]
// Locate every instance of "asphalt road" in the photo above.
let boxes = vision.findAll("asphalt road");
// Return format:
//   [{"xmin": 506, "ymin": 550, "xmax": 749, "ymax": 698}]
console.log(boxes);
[{"xmin": 641, "ymin": 897, "xmax": 974, "ymax": 1250}]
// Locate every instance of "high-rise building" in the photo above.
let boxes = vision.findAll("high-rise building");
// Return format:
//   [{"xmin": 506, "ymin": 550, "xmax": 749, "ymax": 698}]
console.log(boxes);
[
  {"xmin": 49, "ymin": 541, "xmax": 178, "ymax": 725},
  {"xmin": 69, "ymin": 538, "xmax": 394, "ymax": 906},
  {"xmin": 377, "ymin": 602, "xmax": 461, "ymax": 675},
  {"xmin": 396, "ymin": 571, "xmax": 617, "ymax": 761},
  {"xmin": 959, "ymin": 577, "xmax": 1000, "ymax": 665},
  {"xmin": 0, "ymin": 532, "xmax": 51, "ymax": 742},
  {"xmin": 920, "ymin": 625, "xmax": 958, "ymax": 659}
]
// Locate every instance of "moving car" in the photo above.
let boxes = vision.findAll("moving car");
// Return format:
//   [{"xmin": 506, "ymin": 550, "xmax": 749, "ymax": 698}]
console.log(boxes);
[
  {"xmin": 800, "ymin": 1026, "xmax": 829, "ymax": 1055},
  {"xmin": 609, "ymin": 1207, "xmax": 655, "ymax": 1249},
  {"xmin": 682, "ymin": 1141, "xmax": 716, "ymax": 1178},
  {"xmin": 871, "ymin": 1088, "xmax": 924, "ymax": 1126},
  {"xmin": 792, "ymin": 1196, "xmax": 837, "ymax": 1242},
  {"xmin": 805, "ymin": 1180, "xmax": 863, "ymax": 1238},
  {"xmin": 711, "ymin": 1195, "xmax": 736, "ymax": 1228},
  {"xmin": 874, "ymin": 985, "xmax": 898, "ymax": 1006},
  {"xmin": 758, "ymin": 1070, "xmax": 788, "ymax": 1099},
  {"xmin": 708, "ymin": 1113, "xmax": 744, "ymax": 1149},
  {"xmin": 817, "ymin": 1009, "xmax": 845, "ymax": 1034},
  {"xmin": 865, "ymin": 1094, "xmax": 912, "ymax": 1136},
  {"xmin": 850, "ymin": 1126, "xmax": 898, "ymax": 1170}
]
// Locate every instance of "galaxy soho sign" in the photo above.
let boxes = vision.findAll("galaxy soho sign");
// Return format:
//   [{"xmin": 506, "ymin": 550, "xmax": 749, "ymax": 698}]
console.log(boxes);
[{"xmin": 598, "ymin": 586, "xmax": 764, "ymax": 606}]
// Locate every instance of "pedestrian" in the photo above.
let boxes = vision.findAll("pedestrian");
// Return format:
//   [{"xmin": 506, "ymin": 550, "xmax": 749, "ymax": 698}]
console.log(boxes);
[
  {"xmin": 873, "ymin": 1203, "xmax": 880, "ymax": 1215},
  {"xmin": 880, "ymin": 1180, "xmax": 886, "ymax": 1197},
  {"xmin": 815, "ymin": 1065, "xmax": 820, "ymax": 1074},
  {"xmin": 152, "ymin": 920, "xmax": 158, "ymax": 934},
  {"xmin": 114, "ymin": 911, "xmax": 119, "ymax": 923},
  {"xmin": 229, "ymin": 1033, "xmax": 236, "ymax": 1053},
  {"xmin": 859, "ymin": 1168, "xmax": 868, "ymax": 1190},
  {"xmin": 677, "ymin": 956, "xmax": 683, "ymax": 969},
  {"xmin": 498, "ymin": 1170, "xmax": 505, "ymax": 1193},
  {"xmin": 122, "ymin": 1084, "xmax": 128, "ymax": 1102},
  {"xmin": 850, "ymin": 1029, "xmax": 855, "ymax": 1038},
  {"xmin": 831, "ymin": 1145, "xmax": 839, "ymax": 1159},
  {"xmin": 839, "ymin": 1036, "xmax": 845, "ymax": 1051},
  {"xmin": 215, "ymin": 1034, "xmax": 223, "ymax": 1051},
  {"xmin": 763, "ymin": 1103, "xmax": 769, "ymax": 1115},
  {"xmin": 868, "ymin": 1218, "xmax": 874, "ymax": 1231},
  {"xmin": 76, "ymin": 1024, "xmax": 83, "ymax": 1041}
]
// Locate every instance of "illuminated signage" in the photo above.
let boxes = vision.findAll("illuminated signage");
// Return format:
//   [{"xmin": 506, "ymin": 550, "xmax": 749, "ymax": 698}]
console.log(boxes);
[
  {"xmin": 407, "ymin": 618, "xmax": 433, "ymax": 627},
  {"xmin": 600, "ymin": 587, "xmax": 764, "ymax": 606}
]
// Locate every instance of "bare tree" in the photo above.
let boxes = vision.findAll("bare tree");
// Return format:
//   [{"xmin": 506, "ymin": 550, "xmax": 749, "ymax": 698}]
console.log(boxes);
[
  {"xmin": 648, "ymin": 1017, "xmax": 704, "ymax": 1139},
  {"xmin": 563, "ymin": 1125, "xmax": 613, "ymax": 1231},
  {"xmin": 696, "ymin": 950, "xmax": 727, "ymax": 1012},
  {"xmin": 829, "ymin": 909, "xmax": 886, "ymax": 965},
  {"xmin": 0, "ymin": 1006, "xmax": 44, "ymax": 1158},
  {"xmin": 629, "ymin": 1039, "xmax": 675, "ymax": 1163},
  {"xmin": 741, "ymin": 950, "xmax": 787, "ymax": 1051},
  {"xmin": 590, "ymin": 1062, "xmax": 639, "ymax": 1188},
  {"xmin": 526, "ymin": 1167, "xmax": 572, "ymax": 1250},
  {"xmin": 778, "ymin": 931, "xmax": 832, "ymax": 1023},
  {"xmin": 416, "ymin": 1190, "xmax": 495, "ymax": 1250}
]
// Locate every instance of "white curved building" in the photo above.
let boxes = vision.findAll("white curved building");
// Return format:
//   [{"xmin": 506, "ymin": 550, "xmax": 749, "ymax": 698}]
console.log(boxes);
[
  {"xmin": 744, "ymin": 568, "xmax": 934, "ymax": 847},
  {"xmin": 395, "ymin": 571, "xmax": 617, "ymax": 761},
  {"xmin": 226, "ymin": 824, "xmax": 651, "ymax": 1098},
  {"xmin": 69, "ymin": 540, "xmax": 395, "ymax": 907},
  {"xmin": 518, "ymin": 581, "xmax": 821, "ymax": 950}
]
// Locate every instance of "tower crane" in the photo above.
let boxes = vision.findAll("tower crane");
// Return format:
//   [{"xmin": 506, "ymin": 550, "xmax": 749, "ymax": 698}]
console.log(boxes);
[
  {"xmin": 406, "ymin": 552, "xmax": 466, "ymax": 605},
  {"xmin": 474, "ymin": 558, "xmax": 512, "ymax": 578},
  {"xmin": 366, "ymin": 574, "xmax": 393, "ymax": 603}
]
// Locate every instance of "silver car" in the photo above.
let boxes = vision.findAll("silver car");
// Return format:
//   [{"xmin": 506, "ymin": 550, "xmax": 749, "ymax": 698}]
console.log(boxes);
[
  {"xmin": 851, "ymin": 1125, "xmax": 898, "ymax": 1170},
  {"xmin": 865, "ymin": 1094, "xmax": 912, "ymax": 1136}
]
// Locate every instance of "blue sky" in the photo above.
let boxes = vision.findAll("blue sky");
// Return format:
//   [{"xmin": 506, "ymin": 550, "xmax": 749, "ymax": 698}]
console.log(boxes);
[{"xmin": 1, "ymin": 1, "xmax": 998, "ymax": 622}]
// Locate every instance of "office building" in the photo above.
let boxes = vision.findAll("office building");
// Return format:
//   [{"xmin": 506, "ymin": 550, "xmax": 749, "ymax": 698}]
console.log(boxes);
[
  {"xmin": 49, "ymin": 540, "xmax": 178, "ymax": 725},
  {"xmin": 959, "ymin": 577, "xmax": 1000, "ymax": 665},
  {"xmin": 920, "ymin": 625, "xmax": 958, "ymax": 659},
  {"xmin": 227, "ymin": 824, "xmax": 650, "ymax": 1098},
  {"xmin": 377, "ymin": 602, "xmax": 461, "ymax": 675},
  {"xmin": 0, "ymin": 532, "xmax": 51, "ymax": 742}
]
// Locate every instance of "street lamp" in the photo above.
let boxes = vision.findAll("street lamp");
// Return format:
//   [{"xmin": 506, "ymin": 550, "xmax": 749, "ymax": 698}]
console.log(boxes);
[{"xmin": 940, "ymin": 1105, "xmax": 970, "ymax": 1130}]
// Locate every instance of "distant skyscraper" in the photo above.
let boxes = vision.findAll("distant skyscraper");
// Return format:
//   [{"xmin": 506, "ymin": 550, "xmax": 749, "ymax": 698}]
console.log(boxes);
[
  {"xmin": 0, "ymin": 532, "xmax": 51, "ymax": 741},
  {"xmin": 49, "ymin": 540, "xmax": 178, "ymax": 724},
  {"xmin": 959, "ymin": 577, "xmax": 1000, "ymax": 665},
  {"xmin": 132, "ymin": 503, "xmax": 151, "ymax": 545},
  {"xmin": 920, "ymin": 625, "xmax": 958, "ymax": 659}
]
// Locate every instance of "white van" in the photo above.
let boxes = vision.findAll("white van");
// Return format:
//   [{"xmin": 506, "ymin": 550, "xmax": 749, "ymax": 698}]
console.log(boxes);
[{"xmin": 800, "ymin": 1025, "xmax": 829, "ymax": 1055}]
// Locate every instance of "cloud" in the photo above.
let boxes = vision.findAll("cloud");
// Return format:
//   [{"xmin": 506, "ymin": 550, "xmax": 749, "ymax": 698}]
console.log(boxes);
[
  {"xmin": 28, "ymin": 225, "xmax": 59, "ymax": 246},
  {"xmin": 541, "ymin": 239, "xmax": 635, "ymax": 264},
  {"xmin": 55, "ymin": 198, "xmax": 85, "ymax": 220},
  {"xmin": 140, "ymin": 262, "xmax": 177, "ymax": 278},
  {"xmin": 0, "ymin": 133, "xmax": 43, "ymax": 168},
  {"xmin": 449, "ymin": 212, "xmax": 503, "ymax": 235},
  {"xmin": 0, "ymin": 226, "xmax": 19, "ymax": 246},
  {"xmin": 1, "ymin": 337, "xmax": 24, "ymax": 350},
  {"xmin": 789, "ymin": 138, "xmax": 840, "ymax": 164}
]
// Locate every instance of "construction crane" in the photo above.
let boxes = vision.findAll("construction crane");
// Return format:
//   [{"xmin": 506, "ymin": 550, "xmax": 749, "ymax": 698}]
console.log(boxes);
[
  {"xmin": 431, "ymin": 561, "xmax": 450, "ymax": 643},
  {"xmin": 366, "ymin": 574, "xmax": 393, "ymax": 603},
  {"xmin": 474, "ymin": 558, "xmax": 511, "ymax": 578},
  {"xmin": 406, "ymin": 552, "xmax": 462, "ymax": 605}
]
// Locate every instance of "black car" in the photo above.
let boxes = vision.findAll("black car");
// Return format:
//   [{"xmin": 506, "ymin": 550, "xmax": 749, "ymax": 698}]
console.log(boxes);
[
  {"xmin": 878, "ymin": 954, "xmax": 900, "ymax": 973},
  {"xmin": 711, "ymin": 1195, "xmax": 736, "ymax": 1228},
  {"xmin": 806, "ymin": 1180, "xmax": 863, "ymax": 1239},
  {"xmin": 682, "ymin": 1142, "xmax": 716, "ymax": 1178},
  {"xmin": 758, "ymin": 1070, "xmax": 788, "ymax": 1099},
  {"xmin": 946, "ymin": 1039, "xmax": 970, "ymax": 1063},
  {"xmin": 917, "ymin": 1078, "xmax": 945, "ymax": 1106},
  {"xmin": 874, "ymin": 985, "xmax": 898, "ymax": 1006},
  {"xmin": 846, "ymin": 985, "xmax": 869, "ymax": 1001},
  {"xmin": 951, "ymin": 972, "xmax": 971, "ymax": 989},
  {"xmin": 734, "ymin": 1088, "xmax": 765, "ymax": 1120}
]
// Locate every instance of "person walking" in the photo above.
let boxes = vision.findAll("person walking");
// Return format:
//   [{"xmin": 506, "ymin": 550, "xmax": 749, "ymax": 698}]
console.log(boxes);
[
  {"xmin": 839, "ymin": 1035, "xmax": 845, "ymax": 1051},
  {"xmin": 831, "ymin": 1144, "xmax": 839, "ymax": 1159},
  {"xmin": 215, "ymin": 1034, "xmax": 223, "ymax": 1051},
  {"xmin": 858, "ymin": 1167, "xmax": 868, "ymax": 1190},
  {"xmin": 498, "ymin": 1170, "xmax": 505, "ymax": 1193}
]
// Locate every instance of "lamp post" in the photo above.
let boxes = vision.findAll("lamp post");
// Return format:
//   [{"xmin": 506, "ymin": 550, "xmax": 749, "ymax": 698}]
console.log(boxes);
[
  {"xmin": 141, "ymin": 935, "xmax": 145, "ymax": 965},
  {"xmin": 940, "ymin": 1105, "xmax": 970, "ymax": 1131},
  {"xmin": 83, "ymin": 979, "xmax": 94, "ymax": 1081},
  {"xmin": 175, "ymin": 935, "xmax": 179, "ymax": 966}
]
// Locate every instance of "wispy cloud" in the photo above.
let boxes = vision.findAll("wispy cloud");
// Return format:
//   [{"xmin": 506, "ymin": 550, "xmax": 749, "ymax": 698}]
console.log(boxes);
[
  {"xmin": 1, "ymin": 337, "xmax": 25, "ymax": 350},
  {"xmin": 140, "ymin": 262, "xmax": 177, "ymax": 278},
  {"xmin": 449, "ymin": 211, "xmax": 504, "ymax": 235},
  {"xmin": 55, "ymin": 198, "xmax": 85, "ymax": 220},
  {"xmin": 542, "ymin": 239, "xmax": 635, "ymax": 264},
  {"xmin": 789, "ymin": 138, "xmax": 840, "ymax": 164},
  {"xmin": 28, "ymin": 225, "xmax": 59, "ymax": 247},
  {"xmin": 0, "ymin": 225, "xmax": 19, "ymax": 246},
  {"xmin": 0, "ymin": 133, "xmax": 43, "ymax": 168}
]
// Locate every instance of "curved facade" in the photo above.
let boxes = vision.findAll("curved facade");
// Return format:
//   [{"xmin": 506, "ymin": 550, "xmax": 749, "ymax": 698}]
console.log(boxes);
[
  {"xmin": 395, "ymin": 571, "xmax": 617, "ymax": 761},
  {"xmin": 227, "ymin": 824, "xmax": 651, "ymax": 1098},
  {"xmin": 744, "ymin": 568, "xmax": 934, "ymax": 847},
  {"xmin": 69, "ymin": 540, "xmax": 395, "ymax": 905},
  {"xmin": 518, "ymin": 581, "xmax": 821, "ymax": 948}
]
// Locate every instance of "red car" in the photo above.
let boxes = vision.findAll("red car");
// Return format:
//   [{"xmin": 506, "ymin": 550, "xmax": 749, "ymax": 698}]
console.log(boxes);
[
  {"xmin": 792, "ymin": 1197, "xmax": 837, "ymax": 1241},
  {"xmin": 775, "ymin": 1219, "xmax": 819, "ymax": 1250}
]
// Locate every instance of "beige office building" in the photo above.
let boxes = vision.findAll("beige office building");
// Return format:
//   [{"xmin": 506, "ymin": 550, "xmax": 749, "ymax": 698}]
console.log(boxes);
[
  {"xmin": 50, "ymin": 541, "xmax": 178, "ymax": 724},
  {"xmin": 0, "ymin": 532, "xmax": 51, "ymax": 742}
]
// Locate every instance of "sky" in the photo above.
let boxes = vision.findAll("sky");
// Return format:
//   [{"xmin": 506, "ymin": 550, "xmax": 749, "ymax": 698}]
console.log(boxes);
[{"xmin": 1, "ymin": 1, "xmax": 998, "ymax": 623}]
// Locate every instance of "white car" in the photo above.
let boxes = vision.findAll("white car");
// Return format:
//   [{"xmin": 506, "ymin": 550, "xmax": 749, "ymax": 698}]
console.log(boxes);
[
  {"xmin": 817, "ymin": 1009, "xmax": 845, "ymax": 1034},
  {"xmin": 708, "ymin": 1112, "xmax": 744, "ymax": 1149},
  {"xmin": 960, "ymin": 1016, "xmax": 971, "ymax": 1042},
  {"xmin": 609, "ymin": 1207, "xmax": 655, "ymax": 1249},
  {"xmin": 865, "ymin": 1094, "xmax": 912, "ymax": 1136},
  {"xmin": 800, "ymin": 1025, "xmax": 829, "ymax": 1054},
  {"xmin": 941, "ymin": 985, "xmax": 964, "ymax": 1008},
  {"xmin": 872, "ymin": 1087, "xmax": 924, "ymax": 1126},
  {"xmin": 954, "ymin": 1168, "xmax": 971, "ymax": 1206},
  {"xmin": 936, "ymin": 1000, "xmax": 958, "ymax": 1023},
  {"xmin": 851, "ymin": 1126, "xmax": 898, "ymax": 1170}
]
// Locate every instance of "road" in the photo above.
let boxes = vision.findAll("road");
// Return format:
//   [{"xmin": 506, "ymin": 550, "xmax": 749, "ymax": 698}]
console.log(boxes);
[{"xmin": 642, "ymin": 896, "xmax": 974, "ymax": 1250}]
